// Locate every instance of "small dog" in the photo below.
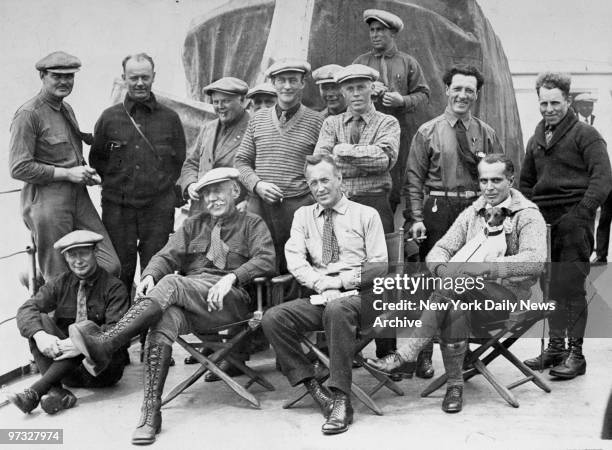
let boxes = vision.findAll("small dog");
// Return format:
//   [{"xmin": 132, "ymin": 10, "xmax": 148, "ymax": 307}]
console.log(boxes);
[{"xmin": 449, "ymin": 206, "xmax": 509, "ymax": 263}]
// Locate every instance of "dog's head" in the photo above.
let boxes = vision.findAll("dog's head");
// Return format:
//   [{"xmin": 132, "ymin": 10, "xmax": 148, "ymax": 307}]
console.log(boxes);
[{"xmin": 482, "ymin": 206, "xmax": 510, "ymax": 236}]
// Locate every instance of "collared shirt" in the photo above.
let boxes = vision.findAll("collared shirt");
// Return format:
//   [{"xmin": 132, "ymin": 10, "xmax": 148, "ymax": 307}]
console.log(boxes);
[
  {"xmin": 89, "ymin": 93, "xmax": 186, "ymax": 208},
  {"xmin": 314, "ymin": 105, "xmax": 400, "ymax": 197},
  {"xmin": 275, "ymin": 102, "xmax": 301, "ymax": 122},
  {"xmin": 352, "ymin": 44, "xmax": 430, "ymax": 119},
  {"xmin": 9, "ymin": 90, "xmax": 85, "ymax": 184},
  {"xmin": 142, "ymin": 209, "xmax": 276, "ymax": 286},
  {"xmin": 319, "ymin": 105, "xmax": 347, "ymax": 119},
  {"xmin": 17, "ymin": 266, "xmax": 129, "ymax": 339},
  {"xmin": 405, "ymin": 107, "xmax": 504, "ymax": 221},
  {"xmin": 285, "ymin": 195, "xmax": 387, "ymax": 290}
]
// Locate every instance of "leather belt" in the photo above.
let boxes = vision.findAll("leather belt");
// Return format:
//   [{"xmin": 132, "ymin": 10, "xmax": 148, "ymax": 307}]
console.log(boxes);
[{"xmin": 429, "ymin": 190, "xmax": 480, "ymax": 198}]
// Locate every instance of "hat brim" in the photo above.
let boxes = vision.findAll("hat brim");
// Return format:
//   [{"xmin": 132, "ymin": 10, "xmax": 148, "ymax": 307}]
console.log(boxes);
[
  {"xmin": 45, "ymin": 68, "xmax": 80, "ymax": 74},
  {"xmin": 365, "ymin": 16, "xmax": 391, "ymax": 29},
  {"xmin": 315, "ymin": 79, "xmax": 337, "ymax": 85},
  {"xmin": 194, "ymin": 177, "xmax": 235, "ymax": 192},
  {"xmin": 268, "ymin": 68, "xmax": 307, "ymax": 77},
  {"xmin": 337, "ymin": 75, "xmax": 376, "ymax": 84},
  {"xmin": 60, "ymin": 243, "xmax": 97, "ymax": 254},
  {"xmin": 246, "ymin": 91, "xmax": 277, "ymax": 98},
  {"xmin": 204, "ymin": 88, "xmax": 246, "ymax": 96}
]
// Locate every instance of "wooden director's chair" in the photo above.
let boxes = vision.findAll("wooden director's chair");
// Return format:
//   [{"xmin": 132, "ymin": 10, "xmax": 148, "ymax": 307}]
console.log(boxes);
[
  {"xmin": 161, "ymin": 277, "xmax": 274, "ymax": 409},
  {"xmin": 420, "ymin": 225, "xmax": 555, "ymax": 407},
  {"xmin": 277, "ymin": 229, "xmax": 407, "ymax": 416}
]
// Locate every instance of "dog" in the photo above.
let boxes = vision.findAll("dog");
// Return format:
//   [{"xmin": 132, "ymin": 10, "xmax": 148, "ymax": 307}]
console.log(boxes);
[{"xmin": 449, "ymin": 206, "xmax": 509, "ymax": 263}]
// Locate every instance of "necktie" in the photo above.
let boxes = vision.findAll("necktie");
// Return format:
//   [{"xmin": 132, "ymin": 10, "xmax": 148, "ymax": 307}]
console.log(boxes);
[
  {"xmin": 377, "ymin": 54, "xmax": 389, "ymax": 87},
  {"xmin": 349, "ymin": 116, "xmax": 362, "ymax": 145},
  {"xmin": 545, "ymin": 126, "xmax": 554, "ymax": 146},
  {"xmin": 75, "ymin": 280, "xmax": 88, "ymax": 323},
  {"xmin": 207, "ymin": 221, "xmax": 229, "ymax": 269},
  {"xmin": 279, "ymin": 110, "xmax": 287, "ymax": 126},
  {"xmin": 321, "ymin": 209, "xmax": 340, "ymax": 265},
  {"xmin": 454, "ymin": 120, "xmax": 479, "ymax": 180}
]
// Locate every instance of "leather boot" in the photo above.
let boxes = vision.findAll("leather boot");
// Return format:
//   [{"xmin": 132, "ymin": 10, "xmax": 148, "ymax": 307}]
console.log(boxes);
[
  {"xmin": 7, "ymin": 388, "xmax": 39, "ymax": 413},
  {"xmin": 549, "ymin": 338, "xmax": 586, "ymax": 379},
  {"xmin": 440, "ymin": 341, "xmax": 466, "ymax": 413},
  {"xmin": 321, "ymin": 391, "xmax": 353, "ymax": 435},
  {"xmin": 69, "ymin": 297, "xmax": 163, "ymax": 374},
  {"xmin": 40, "ymin": 386, "xmax": 77, "ymax": 414},
  {"xmin": 415, "ymin": 341, "xmax": 434, "ymax": 379},
  {"xmin": 442, "ymin": 385, "xmax": 463, "ymax": 413},
  {"xmin": 365, "ymin": 351, "xmax": 415, "ymax": 378},
  {"xmin": 131, "ymin": 342, "xmax": 172, "ymax": 445},
  {"xmin": 304, "ymin": 378, "xmax": 333, "ymax": 419},
  {"xmin": 523, "ymin": 337, "xmax": 566, "ymax": 370}
]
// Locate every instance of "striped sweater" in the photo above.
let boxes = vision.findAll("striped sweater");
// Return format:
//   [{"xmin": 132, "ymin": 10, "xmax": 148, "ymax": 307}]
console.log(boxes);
[{"xmin": 235, "ymin": 105, "xmax": 324, "ymax": 198}]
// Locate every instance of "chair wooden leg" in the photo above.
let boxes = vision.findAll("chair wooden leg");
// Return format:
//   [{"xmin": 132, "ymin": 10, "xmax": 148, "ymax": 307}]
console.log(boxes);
[
  {"xmin": 421, "ymin": 373, "xmax": 447, "ymax": 397},
  {"xmin": 162, "ymin": 365, "xmax": 208, "ymax": 406},
  {"xmin": 224, "ymin": 355, "xmax": 275, "ymax": 391},
  {"xmin": 282, "ymin": 374, "xmax": 330, "ymax": 409},
  {"xmin": 472, "ymin": 359, "xmax": 519, "ymax": 408},
  {"xmin": 359, "ymin": 362, "xmax": 404, "ymax": 397},
  {"xmin": 494, "ymin": 343, "xmax": 551, "ymax": 393}
]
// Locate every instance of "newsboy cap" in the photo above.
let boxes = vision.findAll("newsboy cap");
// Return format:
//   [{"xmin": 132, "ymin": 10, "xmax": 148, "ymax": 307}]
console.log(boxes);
[
  {"xmin": 574, "ymin": 93, "xmax": 598, "ymax": 103},
  {"xmin": 54, "ymin": 230, "xmax": 103, "ymax": 254},
  {"xmin": 312, "ymin": 64, "xmax": 344, "ymax": 85},
  {"xmin": 264, "ymin": 59, "xmax": 311, "ymax": 78},
  {"xmin": 192, "ymin": 167, "xmax": 240, "ymax": 193},
  {"xmin": 246, "ymin": 83, "xmax": 277, "ymax": 99},
  {"xmin": 203, "ymin": 77, "xmax": 249, "ymax": 96},
  {"xmin": 363, "ymin": 9, "xmax": 404, "ymax": 32},
  {"xmin": 334, "ymin": 64, "xmax": 379, "ymax": 84},
  {"xmin": 35, "ymin": 51, "xmax": 81, "ymax": 73}
]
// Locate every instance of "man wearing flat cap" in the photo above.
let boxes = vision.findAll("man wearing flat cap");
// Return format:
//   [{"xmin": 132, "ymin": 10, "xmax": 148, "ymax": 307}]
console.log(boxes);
[
  {"xmin": 314, "ymin": 64, "xmax": 400, "ymax": 363},
  {"xmin": 7, "ymin": 230, "xmax": 129, "ymax": 416},
  {"xmin": 68, "ymin": 167, "xmax": 276, "ymax": 445},
  {"xmin": 353, "ymin": 9, "xmax": 430, "ymax": 214},
  {"xmin": 246, "ymin": 83, "xmax": 277, "ymax": 113},
  {"xmin": 89, "ymin": 53, "xmax": 186, "ymax": 294},
  {"xmin": 312, "ymin": 64, "xmax": 347, "ymax": 119},
  {"xmin": 9, "ymin": 51, "xmax": 121, "ymax": 281},
  {"xmin": 235, "ymin": 58, "xmax": 324, "ymax": 273},
  {"xmin": 179, "ymin": 76, "xmax": 250, "ymax": 215}
]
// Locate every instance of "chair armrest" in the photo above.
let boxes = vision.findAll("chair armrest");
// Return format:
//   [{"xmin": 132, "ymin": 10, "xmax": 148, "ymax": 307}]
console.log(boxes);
[
  {"xmin": 253, "ymin": 277, "xmax": 267, "ymax": 285},
  {"xmin": 270, "ymin": 274, "xmax": 295, "ymax": 285}
]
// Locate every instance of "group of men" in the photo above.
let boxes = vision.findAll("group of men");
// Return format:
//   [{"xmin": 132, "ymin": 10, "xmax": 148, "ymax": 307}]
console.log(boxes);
[{"xmin": 7, "ymin": 6, "xmax": 611, "ymax": 444}]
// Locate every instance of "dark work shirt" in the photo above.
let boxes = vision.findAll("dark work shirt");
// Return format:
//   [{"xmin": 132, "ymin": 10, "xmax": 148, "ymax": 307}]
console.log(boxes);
[
  {"xmin": 17, "ymin": 267, "xmax": 129, "ymax": 339},
  {"xmin": 142, "ymin": 209, "xmax": 276, "ymax": 285},
  {"xmin": 89, "ymin": 93, "xmax": 186, "ymax": 208},
  {"xmin": 275, "ymin": 102, "xmax": 301, "ymax": 122}
]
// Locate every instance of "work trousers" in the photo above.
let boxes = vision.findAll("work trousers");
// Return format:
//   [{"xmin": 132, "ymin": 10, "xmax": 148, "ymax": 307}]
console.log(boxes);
[
  {"xmin": 102, "ymin": 191, "xmax": 175, "ymax": 292},
  {"xmin": 262, "ymin": 295, "xmax": 361, "ymax": 395},
  {"xmin": 21, "ymin": 182, "xmax": 120, "ymax": 281},
  {"xmin": 596, "ymin": 192, "xmax": 612, "ymax": 259}
]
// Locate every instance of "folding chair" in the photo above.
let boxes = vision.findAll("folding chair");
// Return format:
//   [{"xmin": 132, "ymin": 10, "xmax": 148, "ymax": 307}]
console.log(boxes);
[
  {"xmin": 420, "ymin": 225, "xmax": 554, "ymax": 407},
  {"xmin": 161, "ymin": 277, "xmax": 274, "ymax": 409},
  {"xmin": 278, "ymin": 229, "xmax": 406, "ymax": 416}
]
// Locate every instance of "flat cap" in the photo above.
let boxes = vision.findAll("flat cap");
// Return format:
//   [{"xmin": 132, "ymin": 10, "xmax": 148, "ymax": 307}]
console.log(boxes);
[
  {"xmin": 334, "ymin": 64, "xmax": 379, "ymax": 84},
  {"xmin": 246, "ymin": 83, "xmax": 277, "ymax": 99},
  {"xmin": 203, "ymin": 77, "xmax": 249, "ymax": 96},
  {"xmin": 192, "ymin": 167, "xmax": 240, "ymax": 192},
  {"xmin": 265, "ymin": 59, "xmax": 311, "ymax": 78},
  {"xmin": 35, "ymin": 51, "xmax": 81, "ymax": 73},
  {"xmin": 54, "ymin": 230, "xmax": 103, "ymax": 254},
  {"xmin": 574, "ymin": 93, "xmax": 598, "ymax": 103},
  {"xmin": 312, "ymin": 64, "xmax": 344, "ymax": 85},
  {"xmin": 363, "ymin": 9, "xmax": 404, "ymax": 32}
]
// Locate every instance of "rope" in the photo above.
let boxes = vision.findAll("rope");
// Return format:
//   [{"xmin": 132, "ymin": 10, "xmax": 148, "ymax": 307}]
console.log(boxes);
[
  {"xmin": 0, "ymin": 249, "xmax": 29, "ymax": 260},
  {"xmin": 0, "ymin": 188, "xmax": 21, "ymax": 195},
  {"xmin": 0, "ymin": 316, "xmax": 16, "ymax": 327}
]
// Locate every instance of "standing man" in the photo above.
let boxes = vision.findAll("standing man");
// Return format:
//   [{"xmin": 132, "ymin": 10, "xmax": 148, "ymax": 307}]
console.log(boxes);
[
  {"xmin": 7, "ymin": 230, "xmax": 129, "ymax": 415},
  {"xmin": 246, "ymin": 83, "xmax": 277, "ymax": 113},
  {"xmin": 312, "ymin": 64, "xmax": 347, "ymax": 119},
  {"xmin": 315, "ymin": 64, "xmax": 399, "ymax": 234},
  {"xmin": 235, "ymin": 59, "xmax": 324, "ymax": 273},
  {"xmin": 178, "ymin": 77, "xmax": 250, "ymax": 215},
  {"xmin": 521, "ymin": 72, "xmax": 611, "ymax": 379},
  {"xmin": 9, "ymin": 51, "xmax": 120, "ymax": 281},
  {"xmin": 573, "ymin": 93, "xmax": 597, "ymax": 125},
  {"xmin": 353, "ymin": 9, "xmax": 430, "ymax": 213},
  {"xmin": 89, "ymin": 53, "xmax": 186, "ymax": 292},
  {"xmin": 404, "ymin": 65, "xmax": 503, "ymax": 376},
  {"xmin": 263, "ymin": 154, "xmax": 387, "ymax": 435},
  {"xmin": 68, "ymin": 168, "xmax": 276, "ymax": 445}
]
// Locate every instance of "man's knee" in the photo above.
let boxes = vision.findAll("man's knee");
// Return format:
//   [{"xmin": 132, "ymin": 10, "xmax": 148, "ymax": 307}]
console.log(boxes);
[
  {"xmin": 262, "ymin": 305, "xmax": 288, "ymax": 333},
  {"xmin": 147, "ymin": 306, "xmax": 185, "ymax": 346},
  {"xmin": 323, "ymin": 297, "xmax": 358, "ymax": 323}
]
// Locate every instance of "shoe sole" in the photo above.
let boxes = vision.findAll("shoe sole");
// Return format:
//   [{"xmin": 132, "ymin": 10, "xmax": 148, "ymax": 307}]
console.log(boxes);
[
  {"xmin": 549, "ymin": 367, "xmax": 586, "ymax": 379},
  {"xmin": 131, "ymin": 425, "xmax": 161, "ymax": 445},
  {"xmin": 321, "ymin": 417, "xmax": 353, "ymax": 435},
  {"xmin": 40, "ymin": 395, "xmax": 77, "ymax": 415}
]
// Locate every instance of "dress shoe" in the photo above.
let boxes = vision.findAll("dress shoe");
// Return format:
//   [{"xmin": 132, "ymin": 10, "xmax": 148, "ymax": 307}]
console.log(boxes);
[
  {"xmin": 322, "ymin": 392, "xmax": 353, "ymax": 435},
  {"xmin": 549, "ymin": 339, "xmax": 586, "ymax": 379},
  {"xmin": 523, "ymin": 339, "xmax": 566, "ymax": 370},
  {"xmin": 442, "ymin": 385, "xmax": 463, "ymax": 413},
  {"xmin": 304, "ymin": 378, "xmax": 333, "ymax": 418},
  {"xmin": 40, "ymin": 386, "xmax": 77, "ymax": 415},
  {"xmin": 592, "ymin": 256, "xmax": 607, "ymax": 266},
  {"xmin": 365, "ymin": 351, "xmax": 415, "ymax": 379},
  {"xmin": 7, "ymin": 388, "xmax": 39, "ymax": 413},
  {"xmin": 204, "ymin": 359, "xmax": 243, "ymax": 382},
  {"xmin": 416, "ymin": 349, "xmax": 434, "ymax": 379}
]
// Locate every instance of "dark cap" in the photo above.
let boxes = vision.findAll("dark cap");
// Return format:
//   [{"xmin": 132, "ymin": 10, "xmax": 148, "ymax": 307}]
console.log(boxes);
[
  {"xmin": 363, "ymin": 9, "xmax": 404, "ymax": 32},
  {"xmin": 35, "ymin": 51, "xmax": 81, "ymax": 74},
  {"xmin": 203, "ymin": 77, "xmax": 249, "ymax": 96},
  {"xmin": 335, "ymin": 64, "xmax": 379, "ymax": 84}
]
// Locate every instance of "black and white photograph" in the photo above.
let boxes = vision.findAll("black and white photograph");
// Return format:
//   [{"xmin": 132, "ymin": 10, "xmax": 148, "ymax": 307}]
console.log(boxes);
[{"xmin": 1, "ymin": 1, "xmax": 611, "ymax": 449}]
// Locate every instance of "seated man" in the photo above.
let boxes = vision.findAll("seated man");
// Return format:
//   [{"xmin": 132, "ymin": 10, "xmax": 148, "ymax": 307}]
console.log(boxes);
[
  {"xmin": 68, "ymin": 167, "xmax": 275, "ymax": 445},
  {"xmin": 8, "ymin": 230, "xmax": 129, "ymax": 415},
  {"xmin": 262, "ymin": 154, "xmax": 387, "ymax": 435},
  {"xmin": 367, "ymin": 154, "xmax": 547, "ymax": 413}
]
